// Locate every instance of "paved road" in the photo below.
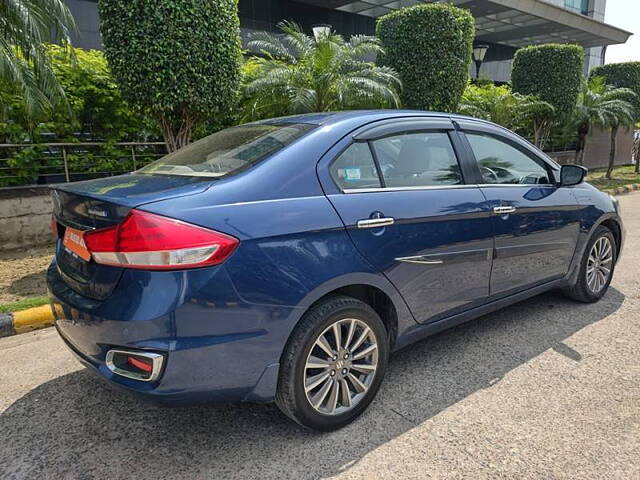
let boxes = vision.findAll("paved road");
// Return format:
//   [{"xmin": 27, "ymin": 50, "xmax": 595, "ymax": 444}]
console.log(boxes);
[{"xmin": 1, "ymin": 194, "xmax": 639, "ymax": 480}]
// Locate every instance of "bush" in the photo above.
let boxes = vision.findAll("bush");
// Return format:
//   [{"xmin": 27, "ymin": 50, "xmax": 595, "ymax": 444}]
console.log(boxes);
[
  {"xmin": 457, "ymin": 83, "xmax": 554, "ymax": 146},
  {"xmin": 0, "ymin": 45, "xmax": 157, "ymax": 186},
  {"xmin": 376, "ymin": 3, "xmax": 474, "ymax": 112},
  {"xmin": 590, "ymin": 62, "xmax": 640, "ymax": 120},
  {"xmin": 98, "ymin": 0, "xmax": 242, "ymax": 151},
  {"xmin": 512, "ymin": 44, "xmax": 584, "ymax": 118}
]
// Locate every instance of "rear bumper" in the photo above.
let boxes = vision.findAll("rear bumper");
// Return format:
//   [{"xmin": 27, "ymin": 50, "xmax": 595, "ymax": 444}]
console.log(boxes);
[{"xmin": 47, "ymin": 261, "xmax": 298, "ymax": 405}]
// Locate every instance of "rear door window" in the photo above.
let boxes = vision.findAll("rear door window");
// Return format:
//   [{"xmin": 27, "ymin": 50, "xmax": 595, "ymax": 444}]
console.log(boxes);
[
  {"xmin": 371, "ymin": 132, "xmax": 462, "ymax": 187},
  {"xmin": 330, "ymin": 142, "xmax": 382, "ymax": 190}
]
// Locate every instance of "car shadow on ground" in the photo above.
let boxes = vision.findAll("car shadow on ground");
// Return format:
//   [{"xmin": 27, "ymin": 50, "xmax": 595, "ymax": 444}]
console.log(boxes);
[{"xmin": 0, "ymin": 288, "xmax": 625, "ymax": 479}]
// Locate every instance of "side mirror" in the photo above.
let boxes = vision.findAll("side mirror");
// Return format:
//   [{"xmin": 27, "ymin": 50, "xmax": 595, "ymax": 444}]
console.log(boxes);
[{"xmin": 559, "ymin": 164, "xmax": 587, "ymax": 187}]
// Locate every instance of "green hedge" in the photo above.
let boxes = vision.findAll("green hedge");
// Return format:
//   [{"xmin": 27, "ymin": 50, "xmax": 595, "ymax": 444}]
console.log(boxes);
[
  {"xmin": 98, "ymin": 0, "xmax": 242, "ymax": 150},
  {"xmin": 590, "ymin": 62, "xmax": 640, "ymax": 120},
  {"xmin": 376, "ymin": 3, "xmax": 474, "ymax": 112},
  {"xmin": 0, "ymin": 45, "xmax": 158, "ymax": 186},
  {"xmin": 512, "ymin": 44, "xmax": 584, "ymax": 118}
]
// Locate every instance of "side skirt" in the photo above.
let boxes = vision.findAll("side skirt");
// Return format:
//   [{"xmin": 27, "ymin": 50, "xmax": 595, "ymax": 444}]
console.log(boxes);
[{"xmin": 393, "ymin": 278, "xmax": 567, "ymax": 352}]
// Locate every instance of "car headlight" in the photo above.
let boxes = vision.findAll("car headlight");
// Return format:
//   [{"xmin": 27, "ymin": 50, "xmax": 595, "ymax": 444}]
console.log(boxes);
[{"xmin": 609, "ymin": 194, "xmax": 620, "ymax": 213}]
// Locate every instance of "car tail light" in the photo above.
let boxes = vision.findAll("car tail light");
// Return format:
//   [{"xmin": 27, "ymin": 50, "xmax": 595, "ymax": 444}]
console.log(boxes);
[
  {"xmin": 83, "ymin": 209, "xmax": 239, "ymax": 270},
  {"xmin": 51, "ymin": 216, "xmax": 59, "ymax": 238}
]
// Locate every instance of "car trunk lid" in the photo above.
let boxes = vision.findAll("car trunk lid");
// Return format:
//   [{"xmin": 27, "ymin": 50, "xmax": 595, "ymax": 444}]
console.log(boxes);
[{"xmin": 51, "ymin": 173, "xmax": 212, "ymax": 300}]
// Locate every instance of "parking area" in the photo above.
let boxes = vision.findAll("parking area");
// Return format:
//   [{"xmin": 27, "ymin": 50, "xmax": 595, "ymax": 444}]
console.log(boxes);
[{"xmin": 1, "ymin": 193, "xmax": 639, "ymax": 480}]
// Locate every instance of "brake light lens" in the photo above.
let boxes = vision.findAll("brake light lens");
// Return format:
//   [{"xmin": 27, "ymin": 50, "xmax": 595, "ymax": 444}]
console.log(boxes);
[
  {"xmin": 83, "ymin": 209, "xmax": 239, "ymax": 269},
  {"xmin": 51, "ymin": 216, "xmax": 58, "ymax": 238}
]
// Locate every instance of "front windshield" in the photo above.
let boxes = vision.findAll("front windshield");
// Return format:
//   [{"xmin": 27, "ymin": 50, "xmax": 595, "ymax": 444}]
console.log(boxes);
[{"xmin": 138, "ymin": 123, "xmax": 317, "ymax": 178}]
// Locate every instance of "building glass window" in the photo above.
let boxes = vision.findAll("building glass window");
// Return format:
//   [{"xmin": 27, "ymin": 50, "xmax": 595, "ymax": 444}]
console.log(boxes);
[{"xmin": 565, "ymin": 0, "xmax": 589, "ymax": 15}]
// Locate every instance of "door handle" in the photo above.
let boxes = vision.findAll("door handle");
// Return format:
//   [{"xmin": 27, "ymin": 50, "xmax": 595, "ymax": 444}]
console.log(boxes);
[
  {"xmin": 493, "ymin": 206, "xmax": 516, "ymax": 215},
  {"xmin": 357, "ymin": 217, "xmax": 395, "ymax": 229}
]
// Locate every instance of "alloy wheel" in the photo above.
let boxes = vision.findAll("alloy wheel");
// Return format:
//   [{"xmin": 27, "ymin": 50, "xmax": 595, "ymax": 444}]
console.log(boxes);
[
  {"xmin": 586, "ymin": 236, "xmax": 613, "ymax": 293},
  {"xmin": 303, "ymin": 318, "xmax": 379, "ymax": 415}
]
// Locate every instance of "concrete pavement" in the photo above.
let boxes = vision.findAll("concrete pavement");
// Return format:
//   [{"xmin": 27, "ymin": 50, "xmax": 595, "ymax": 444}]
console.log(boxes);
[{"xmin": 1, "ymin": 193, "xmax": 639, "ymax": 479}]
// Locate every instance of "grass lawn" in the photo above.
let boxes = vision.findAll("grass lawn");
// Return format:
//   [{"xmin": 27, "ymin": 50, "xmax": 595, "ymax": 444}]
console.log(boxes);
[
  {"xmin": 586, "ymin": 164, "xmax": 640, "ymax": 191},
  {"xmin": 0, "ymin": 296, "xmax": 49, "ymax": 314}
]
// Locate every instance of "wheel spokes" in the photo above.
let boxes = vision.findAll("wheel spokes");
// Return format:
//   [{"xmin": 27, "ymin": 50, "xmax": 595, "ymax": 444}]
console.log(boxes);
[
  {"xmin": 316, "ymin": 334, "xmax": 335, "ymax": 358},
  {"xmin": 327, "ymin": 379, "xmax": 340, "ymax": 414},
  {"xmin": 304, "ymin": 318, "xmax": 379, "ymax": 415},
  {"xmin": 306, "ymin": 355, "xmax": 331, "ymax": 369},
  {"xmin": 350, "ymin": 325, "xmax": 370, "ymax": 352},
  {"xmin": 306, "ymin": 370, "xmax": 331, "ymax": 392},
  {"xmin": 310, "ymin": 377, "xmax": 333, "ymax": 408},
  {"xmin": 339, "ymin": 379, "xmax": 352, "ymax": 408},
  {"xmin": 332, "ymin": 322, "xmax": 342, "ymax": 351},
  {"xmin": 352, "ymin": 343, "xmax": 377, "ymax": 361}
]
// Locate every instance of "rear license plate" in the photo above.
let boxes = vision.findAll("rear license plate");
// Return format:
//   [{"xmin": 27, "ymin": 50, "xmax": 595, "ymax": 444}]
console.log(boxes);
[{"xmin": 63, "ymin": 227, "xmax": 91, "ymax": 262}]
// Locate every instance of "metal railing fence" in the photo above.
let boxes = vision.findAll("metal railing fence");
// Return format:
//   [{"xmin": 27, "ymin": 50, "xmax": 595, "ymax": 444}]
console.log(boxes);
[{"xmin": 0, "ymin": 142, "xmax": 167, "ymax": 187}]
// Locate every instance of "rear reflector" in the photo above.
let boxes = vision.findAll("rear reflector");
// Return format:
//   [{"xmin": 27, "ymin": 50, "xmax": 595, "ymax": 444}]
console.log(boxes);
[
  {"xmin": 105, "ymin": 349, "xmax": 164, "ymax": 382},
  {"xmin": 83, "ymin": 209, "xmax": 238, "ymax": 269},
  {"xmin": 127, "ymin": 355, "xmax": 153, "ymax": 373}
]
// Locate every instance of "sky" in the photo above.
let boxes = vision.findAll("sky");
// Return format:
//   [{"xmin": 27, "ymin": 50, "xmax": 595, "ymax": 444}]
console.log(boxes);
[{"xmin": 604, "ymin": 0, "xmax": 640, "ymax": 63}]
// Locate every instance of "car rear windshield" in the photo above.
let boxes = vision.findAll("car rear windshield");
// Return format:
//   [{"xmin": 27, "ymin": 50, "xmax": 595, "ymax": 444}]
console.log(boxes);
[{"xmin": 138, "ymin": 123, "xmax": 316, "ymax": 178}]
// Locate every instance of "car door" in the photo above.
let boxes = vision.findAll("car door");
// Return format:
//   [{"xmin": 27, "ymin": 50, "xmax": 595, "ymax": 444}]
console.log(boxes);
[
  {"xmin": 318, "ymin": 118, "xmax": 494, "ymax": 324},
  {"xmin": 457, "ymin": 121, "xmax": 582, "ymax": 297}
]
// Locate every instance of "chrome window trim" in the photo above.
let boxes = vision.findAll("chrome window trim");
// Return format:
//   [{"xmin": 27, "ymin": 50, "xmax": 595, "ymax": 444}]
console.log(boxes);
[
  {"xmin": 476, "ymin": 183, "xmax": 556, "ymax": 188},
  {"xmin": 342, "ymin": 183, "xmax": 556, "ymax": 194}
]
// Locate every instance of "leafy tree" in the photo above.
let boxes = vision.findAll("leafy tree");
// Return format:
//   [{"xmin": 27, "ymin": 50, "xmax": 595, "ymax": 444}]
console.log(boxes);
[
  {"xmin": 1, "ymin": 45, "xmax": 154, "ymax": 144},
  {"xmin": 572, "ymin": 76, "xmax": 635, "ymax": 167},
  {"xmin": 590, "ymin": 62, "xmax": 640, "ymax": 120},
  {"xmin": 589, "ymin": 62, "xmax": 640, "ymax": 174},
  {"xmin": 458, "ymin": 83, "xmax": 554, "ymax": 147},
  {"xmin": 0, "ymin": 0, "xmax": 75, "ymax": 114},
  {"xmin": 0, "ymin": 45, "xmax": 158, "ymax": 186},
  {"xmin": 98, "ymin": 0, "xmax": 242, "ymax": 151},
  {"xmin": 512, "ymin": 44, "xmax": 584, "ymax": 119},
  {"xmin": 242, "ymin": 21, "xmax": 401, "ymax": 121},
  {"xmin": 376, "ymin": 3, "xmax": 474, "ymax": 112}
]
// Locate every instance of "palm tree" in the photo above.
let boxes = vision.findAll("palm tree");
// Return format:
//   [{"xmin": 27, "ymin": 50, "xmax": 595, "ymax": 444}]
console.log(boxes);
[
  {"xmin": 458, "ymin": 83, "xmax": 554, "ymax": 147},
  {"xmin": 605, "ymin": 102, "xmax": 636, "ymax": 180},
  {"xmin": 572, "ymin": 76, "xmax": 635, "ymax": 167},
  {"xmin": 0, "ymin": 0, "xmax": 75, "ymax": 115},
  {"xmin": 242, "ymin": 21, "xmax": 401, "ymax": 121}
]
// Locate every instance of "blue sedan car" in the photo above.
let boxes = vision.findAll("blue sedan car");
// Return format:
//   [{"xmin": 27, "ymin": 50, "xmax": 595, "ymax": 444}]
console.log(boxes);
[{"xmin": 48, "ymin": 111, "xmax": 623, "ymax": 430}]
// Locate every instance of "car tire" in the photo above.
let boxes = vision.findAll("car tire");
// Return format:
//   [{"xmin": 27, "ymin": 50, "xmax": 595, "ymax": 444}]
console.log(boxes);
[
  {"xmin": 275, "ymin": 295, "xmax": 389, "ymax": 431},
  {"xmin": 563, "ymin": 225, "xmax": 617, "ymax": 303}
]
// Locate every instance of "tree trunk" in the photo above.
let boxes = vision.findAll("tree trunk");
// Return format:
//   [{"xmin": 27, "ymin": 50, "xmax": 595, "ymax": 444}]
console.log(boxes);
[
  {"xmin": 635, "ymin": 134, "xmax": 640, "ymax": 173},
  {"xmin": 158, "ymin": 111, "xmax": 195, "ymax": 153},
  {"xmin": 606, "ymin": 125, "xmax": 618, "ymax": 180},
  {"xmin": 534, "ymin": 120, "xmax": 550, "ymax": 150},
  {"xmin": 575, "ymin": 132, "xmax": 586, "ymax": 165},
  {"xmin": 575, "ymin": 122, "xmax": 589, "ymax": 166}
]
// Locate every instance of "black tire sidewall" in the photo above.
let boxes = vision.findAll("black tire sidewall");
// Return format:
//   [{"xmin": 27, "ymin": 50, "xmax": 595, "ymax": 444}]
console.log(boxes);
[
  {"xmin": 279, "ymin": 297, "xmax": 389, "ymax": 431},
  {"xmin": 577, "ymin": 226, "xmax": 617, "ymax": 302}
]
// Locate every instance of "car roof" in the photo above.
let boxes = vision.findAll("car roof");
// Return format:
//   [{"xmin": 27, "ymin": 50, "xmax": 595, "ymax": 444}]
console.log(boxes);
[
  {"xmin": 262, "ymin": 109, "xmax": 506, "ymax": 133},
  {"xmin": 264, "ymin": 110, "xmax": 452, "ymax": 126}
]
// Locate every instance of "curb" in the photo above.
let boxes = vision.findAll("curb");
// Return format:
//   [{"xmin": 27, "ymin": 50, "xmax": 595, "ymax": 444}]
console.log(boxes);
[
  {"xmin": 0, "ymin": 305, "xmax": 55, "ymax": 338},
  {"xmin": 603, "ymin": 183, "xmax": 640, "ymax": 196}
]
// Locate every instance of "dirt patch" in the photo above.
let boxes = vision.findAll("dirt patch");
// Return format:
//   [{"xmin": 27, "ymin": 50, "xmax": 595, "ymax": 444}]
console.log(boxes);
[{"xmin": 0, "ymin": 246, "xmax": 54, "ymax": 304}]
